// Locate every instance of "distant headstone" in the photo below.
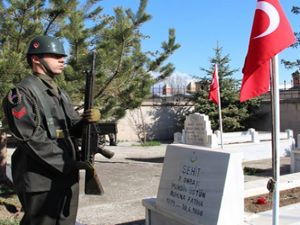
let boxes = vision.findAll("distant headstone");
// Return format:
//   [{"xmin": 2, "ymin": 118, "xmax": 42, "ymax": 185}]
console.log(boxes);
[
  {"xmin": 143, "ymin": 144, "xmax": 244, "ymax": 225},
  {"xmin": 248, "ymin": 128, "xmax": 259, "ymax": 143},
  {"xmin": 184, "ymin": 113, "xmax": 217, "ymax": 147},
  {"xmin": 182, "ymin": 129, "xmax": 186, "ymax": 144},
  {"xmin": 286, "ymin": 129, "xmax": 293, "ymax": 139},
  {"xmin": 291, "ymin": 149, "xmax": 300, "ymax": 173},
  {"xmin": 174, "ymin": 132, "xmax": 182, "ymax": 144}
]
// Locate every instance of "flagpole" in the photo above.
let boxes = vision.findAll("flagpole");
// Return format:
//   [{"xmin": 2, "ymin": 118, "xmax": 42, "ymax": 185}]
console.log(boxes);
[
  {"xmin": 240, "ymin": 0, "xmax": 295, "ymax": 222},
  {"xmin": 216, "ymin": 64, "xmax": 224, "ymax": 149},
  {"xmin": 218, "ymin": 91, "xmax": 224, "ymax": 149},
  {"xmin": 270, "ymin": 55, "xmax": 280, "ymax": 225}
]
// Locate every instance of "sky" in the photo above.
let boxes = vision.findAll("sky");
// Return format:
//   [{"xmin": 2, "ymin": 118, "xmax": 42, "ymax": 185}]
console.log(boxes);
[{"xmin": 99, "ymin": 0, "xmax": 299, "ymax": 86}]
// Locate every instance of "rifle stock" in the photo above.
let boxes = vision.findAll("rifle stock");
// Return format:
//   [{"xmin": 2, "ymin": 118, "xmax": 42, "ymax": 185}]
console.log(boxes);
[
  {"xmin": 81, "ymin": 51, "xmax": 104, "ymax": 195},
  {"xmin": 85, "ymin": 168, "xmax": 104, "ymax": 195}
]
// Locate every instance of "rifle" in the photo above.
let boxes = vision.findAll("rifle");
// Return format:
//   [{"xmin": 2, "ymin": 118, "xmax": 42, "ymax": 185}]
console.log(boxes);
[{"xmin": 81, "ymin": 51, "xmax": 114, "ymax": 195}]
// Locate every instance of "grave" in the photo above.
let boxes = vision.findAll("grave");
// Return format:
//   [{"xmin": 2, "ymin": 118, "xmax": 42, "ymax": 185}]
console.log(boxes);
[
  {"xmin": 183, "ymin": 113, "xmax": 217, "ymax": 148},
  {"xmin": 174, "ymin": 114, "xmax": 294, "ymax": 162},
  {"xmin": 143, "ymin": 144, "xmax": 244, "ymax": 225},
  {"xmin": 173, "ymin": 132, "xmax": 182, "ymax": 144},
  {"xmin": 291, "ymin": 134, "xmax": 300, "ymax": 173},
  {"xmin": 291, "ymin": 150, "xmax": 300, "ymax": 173}
]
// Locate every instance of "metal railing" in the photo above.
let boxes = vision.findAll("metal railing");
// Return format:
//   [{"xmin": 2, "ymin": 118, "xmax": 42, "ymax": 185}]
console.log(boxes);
[
  {"xmin": 151, "ymin": 86, "xmax": 193, "ymax": 97},
  {"xmin": 151, "ymin": 85, "xmax": 300, "ymax": 102}
]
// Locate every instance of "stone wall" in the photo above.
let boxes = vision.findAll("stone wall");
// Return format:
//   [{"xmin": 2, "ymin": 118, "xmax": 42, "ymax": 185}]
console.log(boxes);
[
  {"xmin": 117, "ymin": 90, "xmax": 300, "ymax": 143},
  {"xmin": 117, "ymin": 102, "xmax": 193, "ymax": 142},
  {"xmin": 251, "ymin": 98, "xmax": 300, "ymax": 145}
]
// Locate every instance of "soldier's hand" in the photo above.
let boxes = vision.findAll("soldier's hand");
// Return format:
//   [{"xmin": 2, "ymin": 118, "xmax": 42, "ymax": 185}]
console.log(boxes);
[
  {"xmin": 74, "ymin": 161, "xmax": 95, "ymax": 173},
  {"xmin": 82, "ymin": 108, "xmax": 101, "ymax": 123}
]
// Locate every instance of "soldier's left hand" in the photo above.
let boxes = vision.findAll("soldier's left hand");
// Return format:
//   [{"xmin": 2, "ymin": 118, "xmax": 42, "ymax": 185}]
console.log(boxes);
[{"xmin": 82, "ymin": 108, "xmax": 101, "ymax": 123}]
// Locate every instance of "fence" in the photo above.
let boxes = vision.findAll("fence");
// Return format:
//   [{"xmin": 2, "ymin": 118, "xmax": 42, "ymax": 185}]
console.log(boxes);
[{"xmin": 151, "ymin": 86, "xmax": 193, "ymax": 97}]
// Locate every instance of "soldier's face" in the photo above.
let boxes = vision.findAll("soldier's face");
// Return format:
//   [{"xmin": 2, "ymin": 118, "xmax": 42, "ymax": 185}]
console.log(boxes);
[{"xmin": 42, "ymin": 54, "xmax": 65, "ymax": 75}]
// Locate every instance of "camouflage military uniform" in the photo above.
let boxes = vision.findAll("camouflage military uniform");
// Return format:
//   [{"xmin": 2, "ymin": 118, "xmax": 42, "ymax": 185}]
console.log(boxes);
[{"xmin": 2, "ymin": 74, "xmax": 83, "ymax": 225}]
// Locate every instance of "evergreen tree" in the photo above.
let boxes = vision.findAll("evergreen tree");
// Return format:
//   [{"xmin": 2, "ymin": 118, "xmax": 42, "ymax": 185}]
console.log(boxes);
[
  {"xmin": 0, "ymin": 0, "xmax": 180, "ymax": 179},
  {"xmin": 0, "ymin": 0, "xmax": 45, "ymax": 121},
  {"xmin": 0, "ymin": 0, "xmax": 180, "ymax": 123},
  {"xmin": 56, "ymin": 0, "xmax": 180, "ymax": 120},
  {"xmin": 281, "ymin": 5, "xmax": 300, "ymax": 72},
  {"xmin": 0, "ymin": 0, "xmax": 82, "ymax": 120},
  {"xmin": 193, "ymin": 45, "xmax": 261, "ymax": 132}
]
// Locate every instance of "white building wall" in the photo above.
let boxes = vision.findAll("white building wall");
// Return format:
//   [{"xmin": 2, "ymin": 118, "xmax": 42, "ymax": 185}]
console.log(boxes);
[{"xmin": 117, "ymin": 104, "xmax": 193, "ymax": 142}]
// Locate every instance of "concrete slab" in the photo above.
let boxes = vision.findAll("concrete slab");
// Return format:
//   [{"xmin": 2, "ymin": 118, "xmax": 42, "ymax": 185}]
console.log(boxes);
[
  {"xmin": 244, "ymin": 172, "xmax": 300, "ymax": 198},
  {"xmin": 244, "ymin": 203, "xmax": 300, "ymax": 225}
]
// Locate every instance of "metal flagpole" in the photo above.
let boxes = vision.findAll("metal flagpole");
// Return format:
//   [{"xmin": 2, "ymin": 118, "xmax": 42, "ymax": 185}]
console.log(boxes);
[
  {"xmin": 270, "ymin": 55, "xmax": 280, "ymax": 225},
  {"xmin": 216, "ymin": 64, "xmax": 224, "ymax": 149}
]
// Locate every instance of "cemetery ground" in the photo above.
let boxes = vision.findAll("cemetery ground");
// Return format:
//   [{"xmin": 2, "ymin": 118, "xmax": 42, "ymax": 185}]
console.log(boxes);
[{"xmin": 1, "ymin": 143, "xmax": 300, "ymax": 225}]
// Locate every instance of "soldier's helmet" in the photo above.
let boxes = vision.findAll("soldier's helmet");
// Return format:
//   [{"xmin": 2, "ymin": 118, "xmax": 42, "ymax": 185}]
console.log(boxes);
[{"xmin": 27, "ymin": 36, "xmax": 67, "ymax": 56}]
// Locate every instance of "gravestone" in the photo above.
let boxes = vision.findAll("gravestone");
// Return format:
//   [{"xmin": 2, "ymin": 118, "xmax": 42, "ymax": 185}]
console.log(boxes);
[
  {"xmin": 143, "ymin": 144, "xmax": 244, "ymax": 225},
  {"xmin": 248, "ymin": 128, "xmax": 259, "ymax": 143},
  {"xmin": 173, "ymin": 132, "xmax": 182, "ymax": 144},
  {"xmin": 184, "ymin": 113, "xmax": 217, "ymax": 147},
  {"xmin": 291, "ymin": 134, "xmax": 300, "ymax": 173},
  {"xmin": 291, "ymin": 149, "xmax": 300, "ymax": 173}
]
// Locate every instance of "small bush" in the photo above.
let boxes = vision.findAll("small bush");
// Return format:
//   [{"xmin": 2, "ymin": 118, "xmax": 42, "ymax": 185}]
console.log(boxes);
[
  {"xmin": 139, "ymin": 141, "xmax": 161, "ymax": 147},
  {"xmin": 0, "ymin": 219, "xmax": 19, "ymax": 225}
]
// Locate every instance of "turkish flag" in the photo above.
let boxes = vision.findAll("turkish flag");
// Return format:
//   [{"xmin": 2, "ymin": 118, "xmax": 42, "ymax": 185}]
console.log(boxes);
[
  {"xmin": 240, "ymin": 0, "xmax": 296, "ymax": 102},
  {"xmin": 209, "ymin": 64, "xmax": 219, "ymax": 105}
]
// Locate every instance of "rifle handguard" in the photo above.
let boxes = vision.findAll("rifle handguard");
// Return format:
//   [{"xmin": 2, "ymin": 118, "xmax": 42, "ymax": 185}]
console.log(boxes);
[{"xmin": 97, "ymin": 147, "xmax": 115, "ymax": 159}]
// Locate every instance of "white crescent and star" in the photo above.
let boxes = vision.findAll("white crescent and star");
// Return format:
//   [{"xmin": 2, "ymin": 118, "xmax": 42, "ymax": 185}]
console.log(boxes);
[{"xmin": 254, "ymin": 1, "xmax": 280, "ymax": 39}]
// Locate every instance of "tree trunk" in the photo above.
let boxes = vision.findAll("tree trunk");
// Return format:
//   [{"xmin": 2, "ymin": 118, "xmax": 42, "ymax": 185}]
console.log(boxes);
[{"xmin": 0, "ymin": 132, "xmax": 8, "ymax": 182}]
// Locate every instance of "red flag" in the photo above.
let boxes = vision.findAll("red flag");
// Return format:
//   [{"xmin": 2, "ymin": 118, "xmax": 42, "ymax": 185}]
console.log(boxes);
[
  {"xmin": 209, "ymin": 64, "xmax": 219, "ymax": 105},
  {"xmin": 240, "ymin": 0, "xmax": 296, "ymax": 102}
]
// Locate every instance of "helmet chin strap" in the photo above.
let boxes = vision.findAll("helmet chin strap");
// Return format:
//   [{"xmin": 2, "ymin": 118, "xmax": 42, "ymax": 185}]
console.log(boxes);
[{"xmin": 39, "ymin": 57, "xmax": 56, "ymax": 77}]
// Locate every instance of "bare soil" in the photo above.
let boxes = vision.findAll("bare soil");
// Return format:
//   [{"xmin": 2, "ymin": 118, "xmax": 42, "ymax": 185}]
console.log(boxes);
[
  {"xmin": 244, "ymin": 187, "xmax": 300, "ymax": 213},
  {"xmin": 0, "ymin": 181, "xmax": 22, "ymax": 223},
  {"xmin": 242, "ymin": 157, "xmax": 300, "ymax": 213}
]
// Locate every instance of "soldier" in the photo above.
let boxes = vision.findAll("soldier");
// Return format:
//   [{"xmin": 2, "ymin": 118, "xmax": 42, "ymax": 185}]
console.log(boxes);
[{"xmin": 2, "ymin": 36, "xmax": 100, "ymax": 225}]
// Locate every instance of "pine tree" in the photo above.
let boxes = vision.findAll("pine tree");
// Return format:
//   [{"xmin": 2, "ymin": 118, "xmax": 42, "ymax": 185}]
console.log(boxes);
[
  {"xmin": 193, "ymin": 45, "xmax": 261, "ymax": 132},
  {"xmin": 58, "ymin": 0, "xmax": 180, "ymax": 120},
  {"xmin": 0, "ymin": 0, "xmax": 180, "ymax": 179},
  {"xmin": 0, "ymin": 0, "xmax": 180, "ymax": 121},
  {"xmin": 0, "ymin": 0, "xmax": 80, "ymax": 119},
  {"xmin": 0, "ymin": 0, "xmax": 44, "ymax": 121}
]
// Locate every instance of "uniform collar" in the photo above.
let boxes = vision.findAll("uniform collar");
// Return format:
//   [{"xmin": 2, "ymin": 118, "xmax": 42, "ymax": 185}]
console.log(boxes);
[{"xmin": 34, "ymin": 73, "xmax": 60, "ymax": 97}]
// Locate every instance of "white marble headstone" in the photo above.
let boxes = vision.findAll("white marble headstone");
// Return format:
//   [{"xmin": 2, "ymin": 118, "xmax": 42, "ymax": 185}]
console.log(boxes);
[
  {"xmin": 174, "ymin": 132, "xmax": 182, "ymax": 144},
  {"xmin": 291, "ymin": 149, "xmax": 300, "ymax": 173},
  {"xmin": 184, "ymin": 113, "xmax": 216, "ymax": 147},
  {"xmin": 156, "ymin": 144, "xmax": 244, "ymax": 225}
]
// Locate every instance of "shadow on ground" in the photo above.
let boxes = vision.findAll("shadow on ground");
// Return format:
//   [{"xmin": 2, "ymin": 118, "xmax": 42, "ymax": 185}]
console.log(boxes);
[
  {"xmin": 116, "ymin": 220, "xmax": 145, "ymax": 225},
  {"xmin": 125, "ymin": 157, "xmax": 164, "ymax": 163},
  {"xmin": 94, "ymin": 160, "xmax": 130, "ymax": 164},
  {"xmin": 244, "ymin": 164, "xmax": 290, "ymax": 177}
]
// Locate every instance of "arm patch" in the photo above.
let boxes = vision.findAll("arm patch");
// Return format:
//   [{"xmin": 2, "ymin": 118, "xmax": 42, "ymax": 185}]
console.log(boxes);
[
  {"xmin": 12, "ymin": 106, "xmax": 27, "ymax": 119},
  {"xmin": 8, "ymin": 88, "xmax": 22, "ymax": 105}
]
